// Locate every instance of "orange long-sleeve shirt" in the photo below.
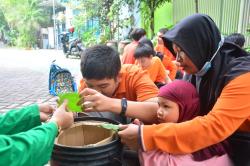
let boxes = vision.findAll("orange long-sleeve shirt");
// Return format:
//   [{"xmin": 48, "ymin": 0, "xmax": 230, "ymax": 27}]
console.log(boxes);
[
  {"xmin": 155, "ymin": 44, "xmax": 177, "ymax": 80},
  {"xmin": 141, "ymin": 72, "xmax": 250, "ymax": 154}
]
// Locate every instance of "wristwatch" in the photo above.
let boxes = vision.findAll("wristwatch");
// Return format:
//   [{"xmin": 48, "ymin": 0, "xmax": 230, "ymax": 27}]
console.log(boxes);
[{"xmin": 120, "ymin": 98, "xmax": 127, "ymax": 116}]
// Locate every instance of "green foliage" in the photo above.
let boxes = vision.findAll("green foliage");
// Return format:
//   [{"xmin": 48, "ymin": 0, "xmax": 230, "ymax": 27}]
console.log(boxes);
[
  {"xmin": 99, "ymin": 123, "xmax": 119, "ymax": 132},
  {"xmin": 67, "ymin": 0, "xmax": 136, "ymax": 45},
  {"xmin": 139, "ymin": 0, "xmax": 171, "ymax": 38},
  {"xmin": 0, "ymin": 0, "xmax": 48, "ymax": 48},
  {"xmin": 98, "ymin": 0, "xmax": 113, "ymax": 28},
  {"xmin": 108, "ymin": 0, "xmax": 134, "ymax": 40},
  {"xmin": 246, "ymin": 24, "xmax": 250, "ymax": 36},
  {"xmin": 0, "ymin": 10, "xmax": 8, "ymax": 31},
  {"xmin": 5, "ymin": 29, "xmax": 18, "ymax": 46},
  {"xmin": 81, "ymin": 29, "xmax": 99, "ymax": 47},
  {"xmin": 245, "ymin": 47, "xmax": 250, "ymax": 52},
  {"xmin": 67, "ymin": 0, "xmax": 115, "ymax": 46},
  {"xmin": 58, "ymin": 92, "xmax": 82, "ymax": 112},
  {"xmin": 72, "ymin": 13, "xmax": 87, "ymax": 37},
  {"xmin": 99, "ymin": 25, "xmax": 112, "ymax": 44}
]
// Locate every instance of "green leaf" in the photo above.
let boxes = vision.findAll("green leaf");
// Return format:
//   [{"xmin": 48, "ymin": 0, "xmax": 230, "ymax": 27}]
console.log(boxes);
[
  {"xmin": 58, "ymin": 92, "xmax": 82, "ymax": 112},
  {"xmin": 99, "ymin": 123, "xmax": 119, "ymax": 132}
]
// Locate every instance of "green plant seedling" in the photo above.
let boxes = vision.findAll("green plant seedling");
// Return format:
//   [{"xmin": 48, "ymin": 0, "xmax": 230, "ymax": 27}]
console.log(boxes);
[
  {"xmin": 99, "ymin": 123, "xmax": 119, "ymax": 132},
  {"xmin": 58, "ymin": 92, "xmax": 82, "ymax": 112}
]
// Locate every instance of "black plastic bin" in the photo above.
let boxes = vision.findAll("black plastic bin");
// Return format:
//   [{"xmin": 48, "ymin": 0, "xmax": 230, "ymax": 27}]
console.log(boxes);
[{"xmin": 51, "ymin": 116, "xmax": 122, "ymax": 166}]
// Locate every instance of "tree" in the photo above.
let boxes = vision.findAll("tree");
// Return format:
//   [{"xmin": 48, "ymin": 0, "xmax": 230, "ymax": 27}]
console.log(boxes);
[
  {"xmin": 64, "ymin": 0, "xmax": 109, "ymax": 45},
  {"xmin": 0, "ymin": 0, "xmax": 48, "ymax": 47},
  {"xmin": 0, "ymin": 9, "xmax": 9, "ymax": 42},
  {"xmin": 108, "ymin": 0, "xmax": 134, "ymax": 40},
  {"xmin": 139, "ymin": 0, "xmax": 171, "ymax": 38},
  {"xmin": 17, "ymin": 0, "xmax": 47, "ymax": 47}
]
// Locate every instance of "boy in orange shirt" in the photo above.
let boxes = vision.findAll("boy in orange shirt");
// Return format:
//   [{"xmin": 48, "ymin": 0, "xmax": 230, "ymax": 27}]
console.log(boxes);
[
  {"xmin": 134, "ymin": 43, "xmax": 169, "ymax": 88},
  {"xmin": 122, "ymin": 28, "xmax": 146, "ymax": 64},
  {"xmin": 78, "ymin": 45, "xmax": 159, "ymax": 123}
]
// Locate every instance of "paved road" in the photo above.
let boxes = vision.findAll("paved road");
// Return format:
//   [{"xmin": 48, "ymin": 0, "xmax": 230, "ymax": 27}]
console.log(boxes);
[{"xmin": 0, "ymin": 48, "xmax": 81, "ymax": 113}]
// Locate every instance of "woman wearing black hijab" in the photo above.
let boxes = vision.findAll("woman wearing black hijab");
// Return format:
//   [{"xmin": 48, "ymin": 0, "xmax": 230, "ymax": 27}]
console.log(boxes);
[{"xmin": 118, "ymin": 14, "xmax": 250, "ymax": 165}]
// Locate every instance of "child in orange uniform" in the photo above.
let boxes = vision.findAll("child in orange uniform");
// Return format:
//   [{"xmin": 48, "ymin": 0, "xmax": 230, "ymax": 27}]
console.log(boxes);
[
  {"xmin": 139, "ymin": 80, "xmax": 232, "ymax": 166},
  {"xmin": 134, "ymin": 42, "xmax": 170, "ymax": 88}
]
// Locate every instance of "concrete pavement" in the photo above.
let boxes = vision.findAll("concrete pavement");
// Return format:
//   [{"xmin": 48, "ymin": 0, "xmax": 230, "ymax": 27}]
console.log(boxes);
[{"xmin": 0, "ymin": 48, "xmax": 81, "ymax": 113}]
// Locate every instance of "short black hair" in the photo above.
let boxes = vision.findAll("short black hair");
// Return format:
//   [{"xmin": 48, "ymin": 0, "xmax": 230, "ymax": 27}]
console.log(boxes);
[
  {"xmin": 130, "ymin": 28, "xmax": 146, "ymax": 41},
  {"xmin": 138, "ymin": 38, "xmax": 156, "ymax": 56},
  {"xmin": 80, "ymin": 45, "xmax": 121, "ymax": 80},
  {"xmin": 159, "ymin": 28, "xmax": 168, "ymax": 34},
  {"xmin": 139, "ymin": 38, "xmax": 154, "ymax": 50},
  {"xmin": 134, "ymin": 43, "xmax": 154, "ymax": 59},
  {"xmin": 225, "ymin": 33, "xmax": 245, "ymax": 48}
]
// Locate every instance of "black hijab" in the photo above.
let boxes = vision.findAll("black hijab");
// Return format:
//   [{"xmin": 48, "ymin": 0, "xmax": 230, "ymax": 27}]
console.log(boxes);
[
  {"xmin": 162, "ymin": 14, "xmax": 250, "ymax": 160},
  {"xmin": 162, "ymin": 13, "xmax": 250, "ymax": 115}
]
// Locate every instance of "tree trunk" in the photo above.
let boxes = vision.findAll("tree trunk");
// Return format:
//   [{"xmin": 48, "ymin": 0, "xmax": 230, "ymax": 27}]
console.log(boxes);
[
  {"xmin": 195, "ymin": 0, "xmax": 199, "ymax": 13},
  {"xmin": 150, "ymin": 10, "xmax": 154, "ymax": 39}
]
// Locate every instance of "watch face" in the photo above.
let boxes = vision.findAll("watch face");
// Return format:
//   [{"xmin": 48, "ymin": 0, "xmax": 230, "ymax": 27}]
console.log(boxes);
[{"xmin": 120, "ymin": 98, "xmax": 127, "ymax": 116}]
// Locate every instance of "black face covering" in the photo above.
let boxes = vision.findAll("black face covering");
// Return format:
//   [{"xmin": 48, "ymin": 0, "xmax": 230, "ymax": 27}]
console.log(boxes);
[{"xmin": 162, "ymin": 14, "xmax": 250, "ymax": 161}]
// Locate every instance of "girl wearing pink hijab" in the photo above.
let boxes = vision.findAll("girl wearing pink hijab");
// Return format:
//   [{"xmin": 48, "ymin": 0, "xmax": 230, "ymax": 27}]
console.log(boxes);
[{"xmin": 139, "ymin": 80, "xmax": 232, "ymax": 166}]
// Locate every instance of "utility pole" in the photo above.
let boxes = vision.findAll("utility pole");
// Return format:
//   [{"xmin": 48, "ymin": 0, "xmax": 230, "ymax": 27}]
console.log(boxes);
[{"xmin": 52, "ymin": 0, "xmax": 58, "ymax": 49}]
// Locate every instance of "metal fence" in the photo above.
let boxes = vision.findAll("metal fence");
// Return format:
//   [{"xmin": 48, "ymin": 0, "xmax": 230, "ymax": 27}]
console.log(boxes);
[{"xmin": 173, "ymin": 0, "xmax": 250, "ymax": 47}]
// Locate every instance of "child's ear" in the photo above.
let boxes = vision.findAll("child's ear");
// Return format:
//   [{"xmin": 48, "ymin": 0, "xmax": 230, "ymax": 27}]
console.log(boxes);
[{"xmin": 116, "ymin": 75, "xmax": 121, "ymax": 83}]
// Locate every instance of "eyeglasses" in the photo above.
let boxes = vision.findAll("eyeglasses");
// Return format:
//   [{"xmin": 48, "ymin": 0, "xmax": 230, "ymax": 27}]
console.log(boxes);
[{"xmin": 175, "ymin": 51, "xmax": 185, "ymax": 62}]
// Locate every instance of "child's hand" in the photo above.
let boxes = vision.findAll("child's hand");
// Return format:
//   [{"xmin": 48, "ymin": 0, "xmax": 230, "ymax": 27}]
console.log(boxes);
[
  {"xmin": 50, "ymin": 100, "xmax": 74, "ymax": 130},
  {"xmin": 133, "ymin": 118, "xmax": 143, "ymax": 125},
  {"xmin": 118, "ymin": 124, "xmax": 139, "ymax": 151}
]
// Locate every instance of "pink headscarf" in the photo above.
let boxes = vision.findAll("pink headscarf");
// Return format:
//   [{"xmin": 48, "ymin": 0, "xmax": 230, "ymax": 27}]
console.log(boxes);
[
  {"xmin": 158, "ymin": 80, "xmax": 200, "ymax": 122},
  {"xmin": 158, "ymin": 80, "xmax": 229, "ymax": 161}
]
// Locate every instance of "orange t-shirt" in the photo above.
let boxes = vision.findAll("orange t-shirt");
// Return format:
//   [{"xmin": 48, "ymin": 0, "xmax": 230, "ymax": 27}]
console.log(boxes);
[
  {"xmin": 78, "ymin": 64, "xmax": 159, "ymax": 101},
  {"xmin": 155, "ymin": 44, "xmax": 177, "ymax": 80},
  {"xmin": 121, "ymin": 41, "xmax": 138, "ymax": 64},
  {"xmin": 143, "ymin": 57, "xmax": 167, "ymax": 83},
  {"xmin": 141, "ymin": 72, "xmax": 250, "ymax": 154}
]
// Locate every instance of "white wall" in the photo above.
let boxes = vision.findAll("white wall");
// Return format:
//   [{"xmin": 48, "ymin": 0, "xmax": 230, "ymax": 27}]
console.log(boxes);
[{"xmin": 48, "ymin": 27, "xmax": 55, "ymax": 49}]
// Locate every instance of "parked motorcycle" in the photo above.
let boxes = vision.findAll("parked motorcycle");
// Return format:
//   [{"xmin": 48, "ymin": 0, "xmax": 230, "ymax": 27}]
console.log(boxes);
[
  {"xmin": 67, "ymin": 38, "xmax": 85, "ymax": 58},
  {"xmin": 60, "ymin": 32, "xmax": 70, "ymax": 54},
  {"xmin": 60, "ymin": 32, "xmax": 85, "ymax": 58}
]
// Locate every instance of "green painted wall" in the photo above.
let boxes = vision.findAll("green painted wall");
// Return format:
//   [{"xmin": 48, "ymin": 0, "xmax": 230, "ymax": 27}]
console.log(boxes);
[
  {"xmin": 154, "ymin": 2, "xmax": 173, "ymax": 33},
  {"xmin": 172, "ymin": 0, "xmax": 250, "ymax": 47}
]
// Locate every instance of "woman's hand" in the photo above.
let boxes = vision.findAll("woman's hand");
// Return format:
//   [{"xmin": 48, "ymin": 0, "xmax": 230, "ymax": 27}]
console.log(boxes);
[
  {"xmin": 39, "ymin": 103, "xmax": 55, "ymax": 122},
  {"xmin": 118, "ymin": 124, "xmax": 140, "ymax": 151}
]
